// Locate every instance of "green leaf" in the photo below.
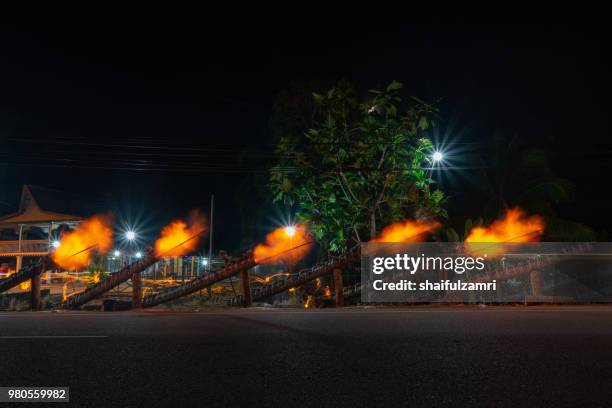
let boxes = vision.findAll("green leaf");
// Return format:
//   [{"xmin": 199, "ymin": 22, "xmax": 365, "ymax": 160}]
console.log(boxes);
[
  {"xmin": 281, "ymin": 178, "xmax": 292, "ymax": 192},
  {"xmin": 418, "ymin": 116, "xmax": 429, "ymax": 130},
  {"xmin": 268, "ymin": 79, "xmax": 445, "ymax": 252},
  {"xmin": 464, "ymin": 219, "xmax": 473, "ymax": 238},
  {"xmin": 386, "ymin": 81, "xmax": 403, "ymax": 91}
]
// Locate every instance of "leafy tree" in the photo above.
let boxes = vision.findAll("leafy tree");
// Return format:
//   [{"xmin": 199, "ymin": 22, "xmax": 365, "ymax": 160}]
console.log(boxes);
[
  {"xmin": 269, "ymin": 80, "xmax": 330, "ymax": 144},
  {"xmin": 270, "ymin": 80, "xmax": 446, "ymax": 252}
]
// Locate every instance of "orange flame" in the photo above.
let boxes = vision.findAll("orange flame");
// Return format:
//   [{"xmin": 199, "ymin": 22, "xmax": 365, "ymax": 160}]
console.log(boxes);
[
  {"xmin": 92, "ymin": 272, "xmax": 101, "ymax": 284},
  {"xmin": 52, "ymin": 215, "xmax": 113, "ymax": 270},
  {"xmin": 253, "ymin": 276, "xmax": 270, "ymax": 284},
  {"xmin": 154, "ymin": 212, "xmax": 206, "ymax": 257},
  {"xmin": 465, "ymin": 208, "xmax": 545, "ymax": 257},
  {"xmin": 304, "ymin": 295, "xmax": 313, "ymax": 309},
  {"xmin": 370, "ymin": 219, "xmax": 441, "ymax": 242},
  {"xmin": 253, "ymin": 272, "xmax": 291, "ymax": 284},
  {"xmin": 62, "ymin": 283, "xmax": 69, "ymax": 302},
  {"xmin": 466, "ymin": 208, "xmax": 544, "ymax": 243},
  {"xmin": 253, "ymin": 225, "xmax": 312, "ymax": 264}
]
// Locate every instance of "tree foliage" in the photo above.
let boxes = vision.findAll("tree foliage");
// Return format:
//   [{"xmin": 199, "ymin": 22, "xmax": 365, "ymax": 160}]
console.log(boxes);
[{"xmin": 270, "ymin": 80, "xmax": 446, "ymax": 252}]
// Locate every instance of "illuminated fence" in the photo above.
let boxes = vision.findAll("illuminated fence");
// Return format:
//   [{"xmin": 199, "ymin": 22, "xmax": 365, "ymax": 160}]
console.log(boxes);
[
  {"xmin": 101, "ymin": 255, "xmax": 220, "ymax": 280},
  {"xmin": 142, "ymin": 251, "xmax": 255, "ymax": 308},
  {"xmin": 0, "ymin": 240, "xmax": 49, "ymax": 257}
]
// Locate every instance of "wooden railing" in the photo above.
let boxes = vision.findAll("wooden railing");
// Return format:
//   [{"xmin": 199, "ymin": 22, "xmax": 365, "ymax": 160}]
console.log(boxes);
[{"xmin": 0, "ymin": 240, "xmax": 49, "ymax": 256}]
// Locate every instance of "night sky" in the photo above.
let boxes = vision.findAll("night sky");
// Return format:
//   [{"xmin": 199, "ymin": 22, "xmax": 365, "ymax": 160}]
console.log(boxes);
[{"xmin": 1, "ymin": 6, "xmax": 610, "ymax": 249}]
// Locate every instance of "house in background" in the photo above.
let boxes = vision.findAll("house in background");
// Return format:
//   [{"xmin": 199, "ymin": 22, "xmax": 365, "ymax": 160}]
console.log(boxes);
[{"xmin": 0, "ymin": 185, "xmax": 104, "ymax": 273}]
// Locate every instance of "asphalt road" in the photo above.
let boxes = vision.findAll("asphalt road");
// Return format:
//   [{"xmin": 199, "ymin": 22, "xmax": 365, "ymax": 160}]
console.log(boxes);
[{"xmin": 1, "ymin": 306, "xmax": 612, "ymax": 407}]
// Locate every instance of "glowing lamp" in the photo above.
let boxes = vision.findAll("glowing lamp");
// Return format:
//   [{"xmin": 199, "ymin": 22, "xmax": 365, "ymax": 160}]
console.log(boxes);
[{"xmin": 284, "ymin": 225, "xmax": 296, "ymax": 237}]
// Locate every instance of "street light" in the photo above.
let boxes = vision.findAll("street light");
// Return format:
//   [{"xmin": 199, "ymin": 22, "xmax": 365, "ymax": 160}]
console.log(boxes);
[
  {"xmin": 135, "ymin": 251, "xmax": 143, "ymax": 259},
  {"xmin": 284, "ymin": 225, "xmax": 296, "ymax": 237},
  {"xmin": 113, "ymin": 250, "xmax": 121, "ymax": 257},
  {"xmin": 432, "ymin": 151, "xmax": 444, "ymax": 162},
  {"xmin": 125, "ymin": 230, "xmax": 136, "ymax": 241},
  {"xmin": 51, "ymin": 240, "xmax": 61, "ymax": 249},
  {"xmin": 202, "ymin": 258, "xmax": 208, "ymax": 266}
]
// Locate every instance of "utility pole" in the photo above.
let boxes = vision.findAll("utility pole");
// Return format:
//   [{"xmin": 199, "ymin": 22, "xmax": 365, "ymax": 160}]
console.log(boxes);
[
  {"xmin": 207, "ymin": 194, "xmax": 214, "ymax": 274},
  {"xmin": 16, "ymin": 224, "xmax": 23, "ymax": 271}
]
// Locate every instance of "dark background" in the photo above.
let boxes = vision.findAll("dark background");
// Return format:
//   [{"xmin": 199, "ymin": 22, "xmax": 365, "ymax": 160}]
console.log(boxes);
[{"xmin": 1, "ymin": 5, "xmax": 610, "ymax": 249}]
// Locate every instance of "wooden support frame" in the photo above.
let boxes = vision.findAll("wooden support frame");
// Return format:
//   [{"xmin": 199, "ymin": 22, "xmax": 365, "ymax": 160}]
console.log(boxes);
[
  {"xmin": 333, "ymin": 268, "xmax": 344, "ymax": 307},
  {"xmin": 240, "ymin": 269, "xmax": 252, "ymax": 307}
]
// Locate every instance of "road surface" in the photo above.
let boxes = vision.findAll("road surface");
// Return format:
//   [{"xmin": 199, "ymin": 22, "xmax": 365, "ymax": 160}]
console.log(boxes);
[{"xmin": 1, "ymin": 306, "xmax": 612, "ymax": 407}]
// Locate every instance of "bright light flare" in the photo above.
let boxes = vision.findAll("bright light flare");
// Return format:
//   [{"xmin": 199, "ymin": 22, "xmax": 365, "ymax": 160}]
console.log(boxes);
[
  {"xmin": 284, "ymin": 225, "xmax": 296, "ymax": 237},
  {"xmin": 51, "ymin": 240, "xmax": 61, "ymax": 249},
  {"xmin": 135, "ymin": 252, "xmax": 143, "ymax": 259},
  {"xmin": 432, "ymin": 151, "xmax": 444, "ymax": 162},
  {"xmin": 253, "ymin": 224, "xmax": 312, "ymax": 265},
  {"xmin": 370, "ymin": 219, "xmax": 441, "ymax": 242},
  {"xmin": 52, "ymin": 215, "xmax": 113, "ymax": 270},
  {"xmin": 125, "ymin": 230, "xmax": 136, "ymax": 241},
  {"xmin": 113, "ymin": 250, "xmax": 121, "ymax": 257}
]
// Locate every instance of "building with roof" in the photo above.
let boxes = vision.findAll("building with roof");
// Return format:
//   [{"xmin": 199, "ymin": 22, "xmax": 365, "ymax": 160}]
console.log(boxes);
[{"xmin": 0, "ymin": 185, "xmax": 104, "ymax": 273}]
